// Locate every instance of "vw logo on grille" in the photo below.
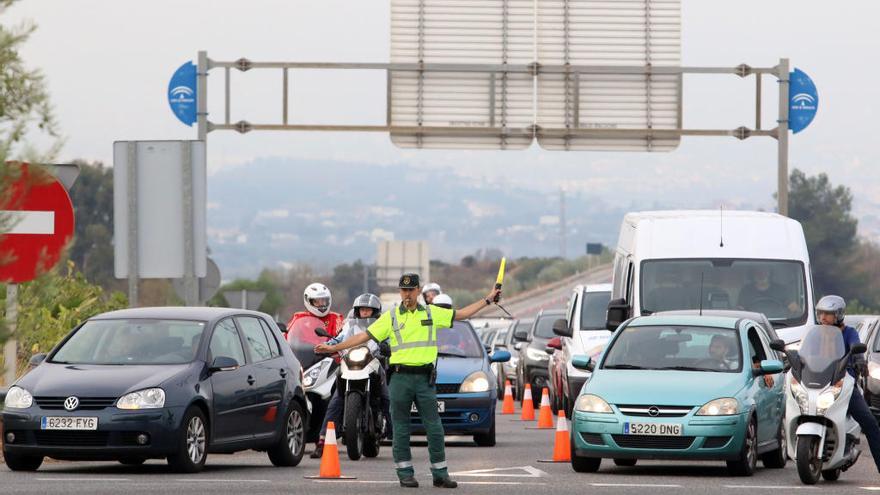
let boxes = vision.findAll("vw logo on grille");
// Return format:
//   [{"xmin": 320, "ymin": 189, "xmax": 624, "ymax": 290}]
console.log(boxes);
[
  {"xmin": 647, "ymin": 406, "xmax": 660, "ymax": 417},
  {"xmin": 64, "ymin": 396, "xmax": 80, "ymax": 411}
]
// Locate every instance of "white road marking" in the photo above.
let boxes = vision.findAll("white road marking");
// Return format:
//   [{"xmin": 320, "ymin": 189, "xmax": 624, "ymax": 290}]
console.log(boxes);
[
  {"xmin": 174, "ymin": 479, "xmax": 271, "ymax": 483},
  {"xmin": 450, "ymin": 465, "xmax": 547, "ymax": 477},
  {"xmin": 2, "ymin": 211, "xmax": 54, "ymax": 235},
  {"xmin": 37, "ymin": 478, "xmax": 130, "ymax": 482},
  {"xmin": 724, "ymin": 486, "xmax": 817, "ymax": 490},
  {"xmin": 311, "ymin": 480, "xmax": 545, "ymax": 486},
  {"xmin": 860, "ymin": 488, "xmax": 880, "ymax": 491},
  {"xmin": 591, "ymin": 483, "xmax": 681, "ymax": 488}
]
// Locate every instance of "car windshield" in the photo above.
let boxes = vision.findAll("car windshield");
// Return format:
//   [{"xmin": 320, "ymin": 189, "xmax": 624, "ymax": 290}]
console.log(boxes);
[
  {"xmin": 51, "ymin": 319, "xmax": 206, "ymax": 365},
  {"xmin": 602, "ymin": 325, "xmax": 742, "ymax": 372},
  {"xmin": 581, "ymin": 291, "xmax": 612, "ymax": 330},
  {"xmin": 534, "ymin": 315, "xmax": 561, "ymax": 339},
  {"xmin": 640, "ymin": 259, "xmax": 807, "ymax": 325},
  {"xmin": 437, "ymin": 322, "xmax": 483, "ymax": 358}
]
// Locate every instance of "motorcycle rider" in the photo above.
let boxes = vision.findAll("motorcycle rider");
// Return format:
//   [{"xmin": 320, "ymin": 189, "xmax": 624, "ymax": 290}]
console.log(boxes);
[
  {"xmin": 310, "ymin": 293, "xmax": 391, "ymax": 459},
  {"xmin": 816, "ymin": 295, "xmax": 880, "ymax": 473},
  {"xmin": 421, "ymin": 282, "xmax": 442, "ymax": 305},
  {"xmin": 286, "ymin": 283, "xmax": 345, "ymax": 342}
]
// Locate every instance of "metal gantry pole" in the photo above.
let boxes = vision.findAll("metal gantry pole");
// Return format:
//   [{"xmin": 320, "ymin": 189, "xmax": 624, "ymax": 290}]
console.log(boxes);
[
  {"xmin": 182, "ymin": 141, "xmax": 198, "ymax": 307},
  {"xmin": 776, "ymin": 58, "xmax": 790, "ymax": 217},
  {"xmin": 3, "ymin": 283, "xmax": 18, "ymax": 385},
  {"xmin": 126, "ymin": 142, "xmax": 139, "ymax": 308}
]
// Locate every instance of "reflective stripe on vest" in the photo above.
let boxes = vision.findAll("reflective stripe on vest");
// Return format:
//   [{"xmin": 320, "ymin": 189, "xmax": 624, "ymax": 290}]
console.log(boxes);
[{"xmin": 389, "ymin": 303, "xmax": 436, "ymax": 352}]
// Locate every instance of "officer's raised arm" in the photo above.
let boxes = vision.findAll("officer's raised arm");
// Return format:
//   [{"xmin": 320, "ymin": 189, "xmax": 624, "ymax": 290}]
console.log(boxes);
[
  {"xmin": 454, "ymin": 286, "xmax": 502, "ymax": 321},
  {"xmin": 315, "ymin": 331, "xmax": 370, "ymax": 354}
]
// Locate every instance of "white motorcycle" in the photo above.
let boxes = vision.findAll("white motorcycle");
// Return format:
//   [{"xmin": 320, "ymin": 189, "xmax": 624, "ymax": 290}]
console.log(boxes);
[
  {"xmin": 302, "ymin": 354, "xmax": 339, "ymax": 443},
  {"xmin": 773, "ymin": 324, "xmax": 868, "ymax": 484}
]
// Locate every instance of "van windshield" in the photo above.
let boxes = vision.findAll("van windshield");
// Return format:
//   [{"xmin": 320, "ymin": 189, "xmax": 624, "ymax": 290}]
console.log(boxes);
[{"xmin": 640, "ymin": 259, "xmax": 807, "ymax": 326}]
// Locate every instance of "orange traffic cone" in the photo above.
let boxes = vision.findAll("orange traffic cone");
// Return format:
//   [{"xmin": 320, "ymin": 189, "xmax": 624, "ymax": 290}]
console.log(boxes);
[
  {"xmin": 519, "ymin": 384, "xmax": 535, "ymax": 421},
  {"xmin": 501, "ymin": 380, "xmax": 515, "ymax": 415},
  {"xmin": 536, "ymin": 388, "xmax": 554, "ymax": 428},
  {"xmin": 304, "ymin": 421, "xmax": 356, "ymax": 480},
  {"xmin": 538, "ymin": 411, "xmax": 571, "ymax": 463}
]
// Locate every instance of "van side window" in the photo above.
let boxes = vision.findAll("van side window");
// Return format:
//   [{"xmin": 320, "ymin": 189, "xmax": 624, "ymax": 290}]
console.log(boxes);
[
  {"xmin": 625, "ymin": 262, "xmax": 634, "ymax": 309},
  {"xmin": 567, "ymin": 292, "xmax": 578, "ymax": 330}
]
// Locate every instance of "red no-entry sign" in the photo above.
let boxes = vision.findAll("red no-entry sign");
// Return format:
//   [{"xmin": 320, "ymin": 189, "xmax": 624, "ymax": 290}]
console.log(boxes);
[{"xmin": 0, "ymin": 163, "xmax": 75, "ymax": 283}]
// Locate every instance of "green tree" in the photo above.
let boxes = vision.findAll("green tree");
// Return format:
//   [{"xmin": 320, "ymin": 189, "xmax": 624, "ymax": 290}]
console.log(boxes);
[
  {"xmin": 787, "ymin": 169, "xmax": 860, "ymax": 301},
  {"xmin": 68, "ymin": 161, "xmax": 115, "ymax": 288}
]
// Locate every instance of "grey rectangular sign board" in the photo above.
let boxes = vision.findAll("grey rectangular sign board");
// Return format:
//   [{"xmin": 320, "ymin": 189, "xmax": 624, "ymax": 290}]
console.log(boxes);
[{"xmin": 113, "ymin": 140, "xmax": 207, "ymax": 278}]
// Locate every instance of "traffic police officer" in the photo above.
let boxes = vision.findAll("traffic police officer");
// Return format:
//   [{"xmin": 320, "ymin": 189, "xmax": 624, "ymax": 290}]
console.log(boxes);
[{"xmin": 315, "ymin": 273, "xmax": 501, "ymax": 488}]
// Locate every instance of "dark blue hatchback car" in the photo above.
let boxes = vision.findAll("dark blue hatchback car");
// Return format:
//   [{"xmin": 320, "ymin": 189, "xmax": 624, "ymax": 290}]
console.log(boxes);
[{"xmin": 1, "ymin": 307, "xmax": 309, "ymax": 473}]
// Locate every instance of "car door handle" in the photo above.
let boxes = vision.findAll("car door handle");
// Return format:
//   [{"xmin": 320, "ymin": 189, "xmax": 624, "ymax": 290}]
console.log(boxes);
[
  {"xmin": 247, "ymin": 375, "xmax": 256, "ymax": 386},
  {"xmin": 279, "ymin": 369, "xmax": 287, "ymax": 378}
]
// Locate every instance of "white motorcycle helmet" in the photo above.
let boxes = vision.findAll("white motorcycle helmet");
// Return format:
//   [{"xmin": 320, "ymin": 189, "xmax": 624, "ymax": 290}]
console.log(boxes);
[
  {"xmin": 303, "ymin": 283, "xmax": 332, "ymax": 317},
  {"xmin": 433, "ymin": 293, "xmax": 454, "ymax": 309}
]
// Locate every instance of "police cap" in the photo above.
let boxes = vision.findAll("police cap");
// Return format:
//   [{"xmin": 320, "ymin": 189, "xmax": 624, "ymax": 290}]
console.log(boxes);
[{"xmin": 399, "ymin": 273, "xmax": 421, "ymax": 289}]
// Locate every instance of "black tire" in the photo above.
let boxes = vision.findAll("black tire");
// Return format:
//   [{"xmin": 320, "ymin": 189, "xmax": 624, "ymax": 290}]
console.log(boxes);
[
  {"xmin": 727, "ymin": 416, "xmax": 757, "ymax": 477},
  {"xmin": 613, "ymin": 458, "xmax": 637, "ymax": 467},
  {"xmin": 344, "ymin": 393, "xmax": 364, "ymax": 461},
  {"xmin": 118, "ymin": 457, "xmax": 147, "ymax": 466},
  {"xmin": 821, "ymin": 468, "xmax": 841, "ymax": 481},
  {"xmin": 761, "ymin": 421, "xmax": 787, "ymax": 469},
  {"xmin": 3, "ymin": 452, "xmax": 43, "ymax": 471},
  {"xmin": 796, "ymin": 435, "xmax": 822, "ymax": 485},
  {"xmin": 570, "ymin": 432, "xmax": 601, "ymax": 473},
  {"xmin": 362, "ymin": 404, "xmax": 381, "ymax": 458},
  {"xmin": 167, "ymin": 406, "xmax": 208, "ymax": 473},
  {"xmin": 474, "ymin": 420, "xmax": 496, "ymax": 447},
  {"xmin": 268, "ymin": 400, "xmax": 306, "ymax": 467}
]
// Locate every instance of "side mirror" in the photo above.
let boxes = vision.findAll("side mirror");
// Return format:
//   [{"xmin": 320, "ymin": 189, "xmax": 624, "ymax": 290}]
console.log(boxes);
[
  {"xmin": 552, "ymin": 318, "xmax": 572, "ymax": 338},
  {"xmin": 314, "ymin": 327, "xmax": 330, "ymax": 338},
  {"xmin": 545, "ymin": 337, "xmax": 562, "ymax": 354},
  {"xmin": 853, "ymin": 343, "xmax": 868, "ymax": 355},
  {"xmin": 756, "ymin": 359, "xmax": 784, "ymax": 375},
  {"xmin": 513, "ymin": 328, "xmax": 529, "ymax": 342},
  {"xmin": 490, "ymin": 350, "xmax": 511, "ymax": 363},
  {"xmin": 210, "ymin": 356, "xmax": 241, "ymax": 372},
  {"xmin": 605, "ymin": 298, "xmax": 630, "ymax": 332},
  {"xmin": 571, "ymin": 355, "xmax": 594, "ymax": 371},
  {"xmin": 769, "ymin": 339, "xmax": 786, "ymax": 352},
  {"xmin": 28, "ymin": 353, "xmax": 47, "ymax": 367}
]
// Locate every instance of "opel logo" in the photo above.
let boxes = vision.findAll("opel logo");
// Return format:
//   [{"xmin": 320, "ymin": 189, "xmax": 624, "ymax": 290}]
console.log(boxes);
[
  {"xmin": 648, "ymin": 406, "xmax": 660, "ymax": 417},
  {"xmin": 64, "ymin": 396, "xmax": 79, "ymax": 411}
]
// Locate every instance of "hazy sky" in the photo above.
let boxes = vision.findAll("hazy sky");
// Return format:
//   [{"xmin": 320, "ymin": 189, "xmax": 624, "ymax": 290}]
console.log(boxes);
[{"xmin": 6, "ymin": 1, "xmax": 880, "ymax": 220}]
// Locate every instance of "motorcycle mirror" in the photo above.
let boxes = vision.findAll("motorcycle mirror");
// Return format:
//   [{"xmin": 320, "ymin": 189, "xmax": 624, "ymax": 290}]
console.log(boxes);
[
  {"xmin": 852, "ymin": 343, "xmax": 868, "ymax": 355},
  {"xmin": 314, "ymin": 327, "xmax": 330, "ymax": 338},
  {"xmin": 769, "ymin": 339, "xmax": 786, "ymax": 352}
]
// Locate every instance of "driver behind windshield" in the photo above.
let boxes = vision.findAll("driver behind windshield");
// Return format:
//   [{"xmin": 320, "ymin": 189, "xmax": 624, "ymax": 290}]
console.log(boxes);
[
  {"xmin": 737, "ymin": 266, "xmax": 800, "ymax": 316},
  {"xmin": 705, "ymin": 335, "xmax": 734, "ymax": 370}
]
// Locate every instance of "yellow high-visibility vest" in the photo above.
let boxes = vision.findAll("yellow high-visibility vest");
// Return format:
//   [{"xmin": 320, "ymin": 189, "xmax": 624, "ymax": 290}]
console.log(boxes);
[{"xmin": 367, "ymin": 303, "xmax": 454, "ymax": 366}]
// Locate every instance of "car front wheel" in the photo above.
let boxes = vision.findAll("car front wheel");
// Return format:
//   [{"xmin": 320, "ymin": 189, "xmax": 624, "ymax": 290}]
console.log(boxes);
[
  {"xmin": 167, "ymin": 406, "xmax": 208, "ymax": 473},
  {"xmin": 4, "ymin": 452, "xmax": 43, "ymax": 471}
]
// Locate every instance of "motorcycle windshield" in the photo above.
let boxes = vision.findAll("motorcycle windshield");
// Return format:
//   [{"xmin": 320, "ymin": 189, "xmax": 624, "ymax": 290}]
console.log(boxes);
[
  {"xmin": 343, "ymin": 317, "xmax": 376, "ymax": 334},
  {"xmin": 287, "ymin": 315, "xmax": 328, "ymax": 369},
  {"xmin": 797, "ymin": 325, "xmax": 846, "ymax": 387}
]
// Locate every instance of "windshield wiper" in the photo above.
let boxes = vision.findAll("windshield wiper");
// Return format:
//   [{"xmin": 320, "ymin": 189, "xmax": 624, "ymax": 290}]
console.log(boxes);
[
  {"xmin": 604, "ymin": 364, "xmax": 648, "ymax": 370},
  {"xmin": 437, "ymin": 351, "xmax": 467, "ymax": 358},
  {"xmin": 656, "ymin": 365, "xmax": 715, "ymax": 372}
]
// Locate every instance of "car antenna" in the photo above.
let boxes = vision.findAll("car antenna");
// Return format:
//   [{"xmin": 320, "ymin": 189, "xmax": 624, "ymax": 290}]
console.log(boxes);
[
  {"xmin": 719, "ymin": 204, "xmax": 725, "ymax": 248},
  {"xmin": 699, "ymin": 272, "xmax": 705, "ymax": 316}
]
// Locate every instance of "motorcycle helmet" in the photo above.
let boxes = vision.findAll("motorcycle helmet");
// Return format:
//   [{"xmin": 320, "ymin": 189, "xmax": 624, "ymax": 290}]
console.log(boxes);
[
  {"xmin": 433, "ymin": 293, "xmax": 453, "ymax": 309},
  {"xmin": 303, "ymin": 283, "xmax": 332, "ymax": 317},
  {"xmin": 816, "ymin": 295, "xmax": 846, "ymax": 326},
  {"xmin": 352, "ymin": 293, "xmax": 382, "ymax": 320}
]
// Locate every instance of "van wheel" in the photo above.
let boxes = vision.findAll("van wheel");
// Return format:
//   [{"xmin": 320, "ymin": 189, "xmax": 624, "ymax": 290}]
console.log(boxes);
[
  {"xmin": 167, "ymin": 406, "xmax": 208, "ymax": 473},
  {"xmin": 268, "ymin": 401, "xmax": 306, "ymax": 467}
]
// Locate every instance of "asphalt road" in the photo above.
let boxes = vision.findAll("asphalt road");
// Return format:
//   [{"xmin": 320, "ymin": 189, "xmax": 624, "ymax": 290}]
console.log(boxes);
[{"xmin": 4, "ymin": 407, "xmax": 880, "ymax": 494}]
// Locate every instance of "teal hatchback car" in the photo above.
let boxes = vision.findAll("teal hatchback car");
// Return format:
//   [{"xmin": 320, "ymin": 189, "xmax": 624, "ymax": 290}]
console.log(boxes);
[{"xmin": 570, "ymin": 315, "xmax": 786, "ymax": 476}]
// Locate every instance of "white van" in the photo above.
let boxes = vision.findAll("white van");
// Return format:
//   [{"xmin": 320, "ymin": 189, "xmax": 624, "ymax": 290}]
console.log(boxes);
[{"xmin": 606, "ymin": 210, "xmax": 814, "ymax": 345}]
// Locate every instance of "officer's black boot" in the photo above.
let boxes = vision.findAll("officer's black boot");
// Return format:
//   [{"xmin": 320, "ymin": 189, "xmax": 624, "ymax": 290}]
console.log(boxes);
[
  {"xmin": 309, "ymin": 440, "xmax": 324, "ymax": 459},
  {"xmin": 432, "ymin": 478, "xmax": 458, "ymax": 488},
  {"xmin": 399, "ymin": 476, "xmax": 419, "ymax": 488}
]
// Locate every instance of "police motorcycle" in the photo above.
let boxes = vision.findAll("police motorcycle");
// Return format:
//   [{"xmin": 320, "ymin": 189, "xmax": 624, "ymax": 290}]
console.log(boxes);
[
  {"xmin": 315, "ymin": 316, "xmax": 389, "ymax": 460},
  {"xmin": 772, "ymin": 324, "xmax": 868, "ymax": 484}
]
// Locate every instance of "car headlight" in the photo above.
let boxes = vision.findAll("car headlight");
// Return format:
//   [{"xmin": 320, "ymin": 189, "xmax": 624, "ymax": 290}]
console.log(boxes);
[
  {"xmin": 4, "ymin": 386, "xmax": 33, "ymax": 409},
  {"xmin": 696, "ymin": 397, "xmax": 739, "ymax": 416},
  {"xmin": 460, "ymin": 371, "xmax": 490, "ymax": 393},
  {"xmin": 117, "ymin": 388, "xmax": 166, "ymax": 410},
  {"xmin": 817, "ymin": 380, "xmax": 843, "ymax": 414},
  {"xmin": 575, "ymin": 394, "xmax": 613, "ymax": 414},
  {"xmin": 869, "ymin": 361, "xmax": 880, "ymax": 381},
  {"xmin": 790, "ymin": 376, "xmax": 809, "ymax": 412},
  {"xmin": 347, "ymin": 346, "xmax": 369, "ymax": 363},
  {"xmin": 526, "ymin": 347, "xmax": 549, "ymax": 362}
]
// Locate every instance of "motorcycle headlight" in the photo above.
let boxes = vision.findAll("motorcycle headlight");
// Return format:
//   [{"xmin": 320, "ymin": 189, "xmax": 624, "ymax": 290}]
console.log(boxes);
[
  {"xmin": 348, "ymin": 346, "xmax": 370, "ymax": 363},
  {"xmin": 117, "ymin": 388, "xmax": 165, "ymax": 410},
  {"xmin": 303, "ymin": 363, "xmax": 323, "ymax": 388},
  {"xmin": 817, "ymin": 380, "xmax": 843, "ymax": 414},
  {"xmin": 790, "ymin": 376, "xmax": 809, "ymax": 412},
  {"xmin": 4, "ymin": 386, "xmax": 33, "ymax": 409},
  {"xmin": 460, "ymin": 371, "xmax": 490, "ymax": 393},
  {"xmin": 696, "ymin": 397, "xmax": 739, "ymax": 416},
  {"xmin": 526, "ymin": 347, "xmax": 549, "ymax": 362},
  {"xmin": 869, "ymin": 361, "xmax": 880, "ymax": 381},
  {"xmin": 575, "ymin": 394, "xmax": 613, "ymax": 414}
]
